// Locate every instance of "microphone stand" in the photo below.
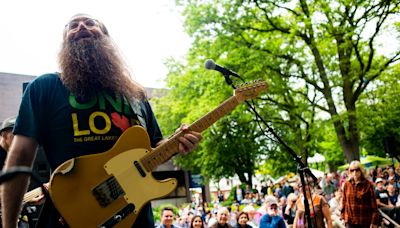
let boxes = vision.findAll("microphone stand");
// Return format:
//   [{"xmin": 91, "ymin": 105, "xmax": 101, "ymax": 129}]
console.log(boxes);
[{"xmin": 222, "ymin": 72, "xmax": 317, "ymax": 228}]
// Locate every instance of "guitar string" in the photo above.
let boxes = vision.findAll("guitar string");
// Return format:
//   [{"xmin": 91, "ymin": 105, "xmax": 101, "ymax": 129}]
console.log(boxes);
[
  {"xmin": 23, "ymin": 188, "xmax": 43, "ymax": 203},
  {"xmin": 142, "ymin": 98, "xmax": 236, "ymax": 171},
  {"xmin": 107, "ymin": 176, "xmax": 123, "ymax": 199}
]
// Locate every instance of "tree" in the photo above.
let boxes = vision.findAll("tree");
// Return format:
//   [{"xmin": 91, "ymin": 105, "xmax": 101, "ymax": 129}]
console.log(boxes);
[
  {"xmin": 358, "ymin": 64, "xmax": 400, "ymax": 158},
  {"xmin": 176, "ymin": 0, "xmax": 400, "ymax": 162}
]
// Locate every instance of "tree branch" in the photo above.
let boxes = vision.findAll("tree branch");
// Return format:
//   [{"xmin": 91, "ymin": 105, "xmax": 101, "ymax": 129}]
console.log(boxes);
[{"xmin": 353, "ymin": 51, "xmax": 400, "ymax": 102}]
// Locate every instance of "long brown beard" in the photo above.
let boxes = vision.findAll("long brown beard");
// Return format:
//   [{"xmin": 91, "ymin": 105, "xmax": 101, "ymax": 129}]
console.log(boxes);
[{"xmin": 58, "ymin": 36, "xmax": 145, "ymax": 100}]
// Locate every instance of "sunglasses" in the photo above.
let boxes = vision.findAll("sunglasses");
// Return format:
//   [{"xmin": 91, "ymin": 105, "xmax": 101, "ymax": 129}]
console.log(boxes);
[
  {"xmin": 349, "ymin": 168, "xmax": 361, "ymax": 172},
  {"xmin": 270, "ymin": 206, "xmax": 278, "ymax": 210}
]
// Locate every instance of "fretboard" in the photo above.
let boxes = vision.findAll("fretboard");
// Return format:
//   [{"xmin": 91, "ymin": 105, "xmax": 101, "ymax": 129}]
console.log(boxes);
[
  {"xmin": 141, "ymin": 96, "xmax": 239, "ymax": 172},
  {"xmin": 23, "ymin": 187, "xmax": 43, "ymax": 204}
]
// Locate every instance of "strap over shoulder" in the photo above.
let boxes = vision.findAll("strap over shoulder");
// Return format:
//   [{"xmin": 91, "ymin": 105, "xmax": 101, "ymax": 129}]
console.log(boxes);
[{"xmin": 127, "ymin": 98, "xmax": 147, "ymax": 130}]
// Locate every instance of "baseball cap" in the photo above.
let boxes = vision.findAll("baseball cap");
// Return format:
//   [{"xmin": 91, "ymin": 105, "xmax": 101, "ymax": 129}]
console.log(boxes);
[
  {"xmin": 375, "ymin": 178, "xmax": 383, "ymax": 184},
  {"xmin": 0, "ymin": 116, "xmax": 16, "ymax": 133},
  {"xmin": 264, "ymin": 195, "xmax": 278, "ymax": 206}
]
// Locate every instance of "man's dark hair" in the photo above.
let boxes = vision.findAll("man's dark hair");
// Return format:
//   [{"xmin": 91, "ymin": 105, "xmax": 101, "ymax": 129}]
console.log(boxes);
[{"xmin": 161, "ymin": 206, "xmax": 174, "ymax": 216}]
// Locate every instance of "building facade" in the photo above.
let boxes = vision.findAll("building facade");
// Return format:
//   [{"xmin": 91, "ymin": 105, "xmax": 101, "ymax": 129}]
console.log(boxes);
[{"xmin": 0, "ymin": 72, "xmax": 36, "ymax": 122}]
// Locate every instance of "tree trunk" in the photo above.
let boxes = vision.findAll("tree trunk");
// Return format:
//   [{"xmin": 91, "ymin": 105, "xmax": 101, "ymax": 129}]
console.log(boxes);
[
  {"xmin": 247, "ymin": 173, "xmax": 253, "ymax": 187},
  {"xmin": 341, "ymin": 139, "xmax": 360, "ymax": 162},
  {"xmin": 331, "ymin": 112, "xmax": 360, "ymax": 163},
  {"xmin": 237, "ymin": 173, "xmax": 249, "ymax": 186},
  {"xmin": 237, "ymin": 172, "xmax": 253, "ymax": 187}
]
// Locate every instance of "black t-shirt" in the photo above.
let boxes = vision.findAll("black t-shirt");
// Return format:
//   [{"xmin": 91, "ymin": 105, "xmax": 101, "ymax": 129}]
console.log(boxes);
[
  {"xmin": 0, "ymin": 145, "xmax": 7, "ymax": 170},
  {"xmin": 15, "ymin": 73, "xmax": 163, "ymax": 227},
  {"xmin": 389, "ymin": 193, "xmax": 398, "ymax": 205},
  {"xmin": 375, "ymin": 189, "xmax": 390, "ymax": 206}
]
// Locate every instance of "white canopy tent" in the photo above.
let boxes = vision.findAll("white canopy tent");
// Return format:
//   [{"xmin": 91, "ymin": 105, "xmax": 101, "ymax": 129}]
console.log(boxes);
[{"xmin": 307, "ymin": 153, "xmax": 325, "ymax": 163}]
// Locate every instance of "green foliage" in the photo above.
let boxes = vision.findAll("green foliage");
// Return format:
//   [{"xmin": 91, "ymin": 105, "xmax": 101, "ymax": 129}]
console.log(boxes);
[
  {"xmin": 155, "ymin": 0, "xmax": 400, "ymax": 181},
  {"xmin": 224, "ymin": 185, "xmax": 244, "ymax": 206},
  {"xmin": 315, "ymin": 121, "xmax": 346, "ymax": 170},
  {"xmin": 358, "ymin": 65, "xmax": 400, "ymax": 157}
]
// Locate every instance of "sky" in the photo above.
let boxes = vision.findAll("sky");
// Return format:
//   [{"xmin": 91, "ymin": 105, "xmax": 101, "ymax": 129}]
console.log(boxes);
[{"xmin": 0, "ymin": 1, "xmax": 191, "ymax": 88}]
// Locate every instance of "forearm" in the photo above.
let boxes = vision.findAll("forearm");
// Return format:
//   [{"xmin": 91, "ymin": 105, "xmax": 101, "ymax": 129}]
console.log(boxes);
[
  {"xmin": 371, "ymin": 198, "xmax": 379, "ymax": 225},
  {"xmin": 323, "ymin": 205, "xmax": 333, "ymax": 228},
  {"xmin": 284, "ymin": 205, "xmax": 291, "ymax": 215},
  {"xmin": 1, "ymin": 175, "xmax": 30, "ymax": 227},
  {"xmin": 293, "ymin": 211, "xmax": 300, "ymax": 228},
  {"xmin": 377, "ymin": 201, "xmax": 389, "ymax": 207},
  {"xmin": 326, "ymin": 217, "xmax": 333, "ymax": 228},
  {"xmin": 1, "ymin": 135, "xmax": 38, "ymax": 227}
]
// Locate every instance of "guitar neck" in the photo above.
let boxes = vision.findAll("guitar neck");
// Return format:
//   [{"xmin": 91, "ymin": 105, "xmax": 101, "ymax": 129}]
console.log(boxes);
[
  {"xmin": 23, "ymin": 187, "xmax": 42, "ymax": 204},
  {"xmin": 141, "ymin": 96, "xmax": 239, "ymax": 172},
  {"xmin": 191, "ymin": 96, "xmax": 239, "ymax": 132}
]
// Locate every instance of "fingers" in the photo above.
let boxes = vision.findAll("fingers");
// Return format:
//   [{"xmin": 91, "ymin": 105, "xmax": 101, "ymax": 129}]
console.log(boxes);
[
  {"xmin": 28, "ymin": 183, "xmax": 49, "ymax": 206},
  {"xmin": 28, "ymin": 195, "xmax": 46, "ymax": 206},
  {"xmin": 178, "ymin": 133, "xmax": 200, "ymax": 153},
  {"xmin": 176, "ymin": 123, "xmax": 189, "ymax": 132},
  {"xmin": 176, "ymin": 124, "xmax": 202, "ymax": 154}
]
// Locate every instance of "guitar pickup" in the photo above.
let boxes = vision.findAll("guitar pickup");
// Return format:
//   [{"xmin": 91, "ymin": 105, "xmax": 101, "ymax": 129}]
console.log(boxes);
[{"xmin": 134, "ymin": 161, "xmax": 146, "ymax": 177}]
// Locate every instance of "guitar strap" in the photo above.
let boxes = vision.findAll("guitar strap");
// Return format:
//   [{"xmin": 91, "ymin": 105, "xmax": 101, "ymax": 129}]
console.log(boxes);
[
  {"xmin": 127, "ymin": 97, "xmax": 148, "ymax": 130},
  {"xmin": 36, "ymin": 186, "xmax": 67, "ymax": 227}
]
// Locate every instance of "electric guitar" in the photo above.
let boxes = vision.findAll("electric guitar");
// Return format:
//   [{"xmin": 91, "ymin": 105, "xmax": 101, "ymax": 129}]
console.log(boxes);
[
  {"xmin": 48, "ymin": 80, "xmax": 268, "ymax": 227},
  {"xmin": 23, "ymin": 186, "xmax": 44, "ymax": 205}
]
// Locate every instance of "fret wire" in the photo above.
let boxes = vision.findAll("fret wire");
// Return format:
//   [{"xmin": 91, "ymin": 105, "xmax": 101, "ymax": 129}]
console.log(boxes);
[{"xmin": 156, "ymin": 152, "xmax": 163, "ymax": 164}]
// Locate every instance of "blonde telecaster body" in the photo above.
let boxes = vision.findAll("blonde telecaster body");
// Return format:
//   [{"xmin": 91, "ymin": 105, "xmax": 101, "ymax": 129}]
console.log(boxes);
[{"xmin": 50, "ymin": 126, "xmax": 176, "ymax": 227}]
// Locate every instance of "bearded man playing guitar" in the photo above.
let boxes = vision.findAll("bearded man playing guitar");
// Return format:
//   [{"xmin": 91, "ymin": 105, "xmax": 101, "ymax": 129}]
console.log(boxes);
[{"xmin": 1, "ymin": 14, "xmax": 202, "ymax": 228}]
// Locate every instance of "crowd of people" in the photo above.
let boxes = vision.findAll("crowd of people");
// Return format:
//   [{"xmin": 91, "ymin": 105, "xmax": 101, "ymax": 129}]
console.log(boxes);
[{"xmin": 157, "ymin": 161, "xmax": 400, "ymax": 228}]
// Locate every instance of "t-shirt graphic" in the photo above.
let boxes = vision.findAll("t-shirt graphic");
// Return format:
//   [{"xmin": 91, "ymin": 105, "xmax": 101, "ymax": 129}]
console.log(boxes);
[{"xmin": 69, "ymin": 92, "xmax": 140, "ymax": 145}]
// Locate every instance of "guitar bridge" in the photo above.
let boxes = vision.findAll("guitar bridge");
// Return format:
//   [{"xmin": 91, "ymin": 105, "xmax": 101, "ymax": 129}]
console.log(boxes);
[{"xmin": 92, "ymin": 176, "xmax": 125, "ymax": 207}]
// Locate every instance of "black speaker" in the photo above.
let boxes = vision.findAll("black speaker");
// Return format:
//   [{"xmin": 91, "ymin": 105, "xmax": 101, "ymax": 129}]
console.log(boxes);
[{"xmin": 384, "ymin": 135, "xmax": 399, "ymax": 157}]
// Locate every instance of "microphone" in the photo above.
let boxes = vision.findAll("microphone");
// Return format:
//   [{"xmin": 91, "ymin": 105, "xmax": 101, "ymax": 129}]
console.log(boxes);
[{"xmin": 204, "ymin": 59, "xmax": 240, "ymax": 78}]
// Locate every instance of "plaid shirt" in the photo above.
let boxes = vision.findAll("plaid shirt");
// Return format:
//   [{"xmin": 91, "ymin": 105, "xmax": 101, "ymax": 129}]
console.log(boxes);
[{"xmin": 341, "ymin": 177, "xmax": 379, "ymax": 225}]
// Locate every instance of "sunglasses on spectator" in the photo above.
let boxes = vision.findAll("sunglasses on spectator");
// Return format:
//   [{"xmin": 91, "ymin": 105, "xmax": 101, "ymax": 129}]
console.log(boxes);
[
  {"xmin": 270, "ymin": 205, "xmax": 278, "ymax": 210},
  {"xmin": 349, "ymin": 168, "xmax": 361, "ymax": 172}
]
